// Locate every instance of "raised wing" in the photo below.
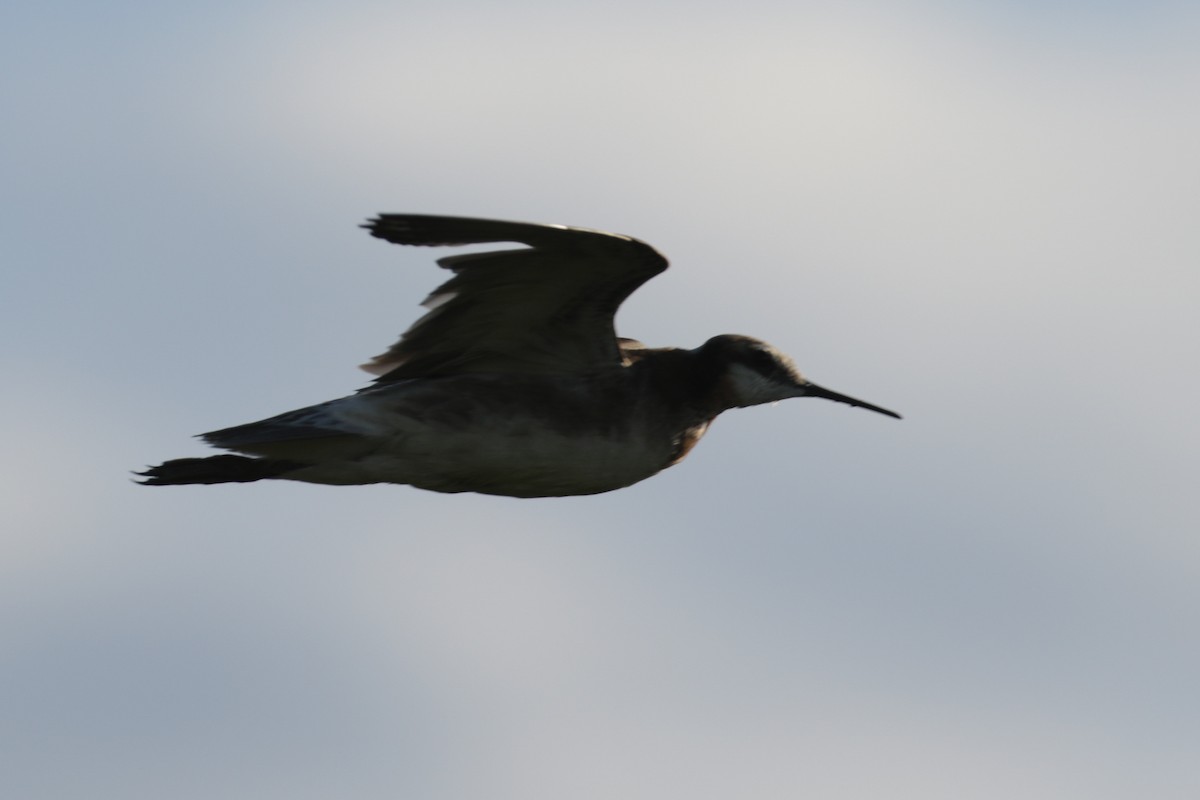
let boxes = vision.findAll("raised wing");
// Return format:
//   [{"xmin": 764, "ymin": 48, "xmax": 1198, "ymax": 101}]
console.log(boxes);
[{"xmin": 359, "ymin": 214, "xmax": 668, "ymax": 380}]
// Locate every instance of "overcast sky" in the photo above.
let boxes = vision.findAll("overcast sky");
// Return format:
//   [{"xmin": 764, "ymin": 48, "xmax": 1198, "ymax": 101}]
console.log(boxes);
[{"xmin": 4, "ymin": 1, "xmax": 1199, "ymax": 798}]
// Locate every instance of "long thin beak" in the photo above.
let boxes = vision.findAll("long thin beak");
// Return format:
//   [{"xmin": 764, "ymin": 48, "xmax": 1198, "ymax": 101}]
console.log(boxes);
[{"xmin": 802, "ymin": 381, "xmax": 902, "ymax": 419}]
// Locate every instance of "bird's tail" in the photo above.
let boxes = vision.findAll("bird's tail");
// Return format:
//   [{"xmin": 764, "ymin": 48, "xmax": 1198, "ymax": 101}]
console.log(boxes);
[{"xmin": 136, "ymin": 454, "xmax": 304, "ymax": 486}]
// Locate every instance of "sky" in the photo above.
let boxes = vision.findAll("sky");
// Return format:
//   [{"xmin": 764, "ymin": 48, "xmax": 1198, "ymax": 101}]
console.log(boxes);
[{"xmin": 3, "ymin": 0, "xmax": 1199, "ymax": 797}]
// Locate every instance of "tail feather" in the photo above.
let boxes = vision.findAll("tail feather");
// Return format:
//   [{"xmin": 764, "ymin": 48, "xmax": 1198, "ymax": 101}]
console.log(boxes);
[{"xmin": 136, "ymin": 454, "xmax": 305, "ymax": 486}]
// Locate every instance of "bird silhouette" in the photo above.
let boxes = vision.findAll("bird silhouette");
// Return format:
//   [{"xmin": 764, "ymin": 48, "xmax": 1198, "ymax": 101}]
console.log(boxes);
[{"xmin": 138, "ymin": 215, "xmax": 899, "ymax": 497}]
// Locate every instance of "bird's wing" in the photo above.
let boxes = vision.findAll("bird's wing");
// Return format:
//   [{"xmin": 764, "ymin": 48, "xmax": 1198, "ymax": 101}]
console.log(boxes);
[{"xmin": 359, "ymin": 214, "xmax": 668, "ymax": 380}]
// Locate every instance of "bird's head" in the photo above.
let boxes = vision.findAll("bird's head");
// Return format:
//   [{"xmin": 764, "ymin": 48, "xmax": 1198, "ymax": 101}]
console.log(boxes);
[{"xmin": 699, "ymin": 334, "xmax": 901, "ymax": 418}]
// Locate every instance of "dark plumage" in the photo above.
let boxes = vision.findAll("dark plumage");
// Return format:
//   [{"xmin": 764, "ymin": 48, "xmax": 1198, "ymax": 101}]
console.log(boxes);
[{"xmin": 138, "ymin": 214, "xmax": 899, "ymax": 497}]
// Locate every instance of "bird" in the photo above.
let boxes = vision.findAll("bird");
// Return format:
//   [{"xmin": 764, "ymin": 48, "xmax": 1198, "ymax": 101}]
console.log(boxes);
[{"xmin": 138, "ymin": 214, "xmax": 900, "ymax": 497}]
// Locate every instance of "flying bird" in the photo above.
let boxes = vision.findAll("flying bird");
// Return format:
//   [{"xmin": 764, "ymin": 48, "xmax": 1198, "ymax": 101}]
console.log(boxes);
[{"xmin": 139, "ymin": 214, "xmax": 900, "ymax": 497}]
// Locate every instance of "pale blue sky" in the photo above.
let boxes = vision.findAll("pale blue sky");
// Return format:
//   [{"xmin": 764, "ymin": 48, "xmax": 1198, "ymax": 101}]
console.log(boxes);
[{"xmin": 4, "ymin": 1, "xmax": 1199, "ymax": 798}]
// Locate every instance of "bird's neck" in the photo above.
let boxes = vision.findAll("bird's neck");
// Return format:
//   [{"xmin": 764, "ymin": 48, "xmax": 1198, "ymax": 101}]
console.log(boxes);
[{"xmin": 630, "ymin": 347, "xmax": 734, "ymax": 423}]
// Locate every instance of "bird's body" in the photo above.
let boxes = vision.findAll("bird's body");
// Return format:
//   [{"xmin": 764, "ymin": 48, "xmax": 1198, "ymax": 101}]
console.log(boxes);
[
  {"xmin": 196, "ymin": 365, "xmax": 706, "ymax": 497},
  {"xmin": 140, "ymin": 214, "xmax": 899, "ymax": 497}
]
